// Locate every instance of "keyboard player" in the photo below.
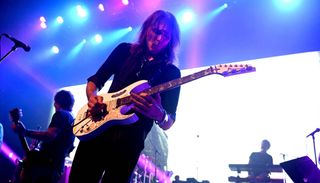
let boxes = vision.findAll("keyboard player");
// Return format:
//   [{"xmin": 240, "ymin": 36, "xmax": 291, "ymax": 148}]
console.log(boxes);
[{"xmin": 248, "ymin": 139, "xmax": 273, "ymax": 181}]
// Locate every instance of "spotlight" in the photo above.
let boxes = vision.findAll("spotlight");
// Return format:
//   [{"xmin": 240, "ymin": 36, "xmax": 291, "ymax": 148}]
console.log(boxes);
[
  {"xmin": 40, "ymin": 16, "xmax": 46, "ymax": 22},
  {"xmin": 40, "ymin": 22, "xmax": 47, "ymax": 29},
  {"xmin": 122, "ymin": 0, "xmax": 129, "ymax": 6},
  {"xmin": 98, "ymin": 3, "xmax": 105, "ymax": 11},
  {"xmin": 182, "ymin": 11, "xmax": 194, "ymax": 23},
  {"xmin": 223, "ymin": 3, "xmax": 228, "ymax": 8},
  {"xmin": 51, "ymin": 46, "xmax": 59, "ymax": 54},
  {"xmin": 272, "ymin": 0, "xmax": 302, "ymax": 11},
  {"xmin": 94, "ymin": 34, "xmax": 103, "ymax": 43},
  {"xmin": 56, "ymin": 16, "xmax": 64, "ymax": 24},
  {"xmin": 76, "ymin": 5, "xmax": 88, "ymax": 18}
]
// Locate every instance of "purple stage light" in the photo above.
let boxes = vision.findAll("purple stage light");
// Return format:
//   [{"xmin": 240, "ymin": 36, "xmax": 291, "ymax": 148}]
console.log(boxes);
[{"xmin": 0, "ymin": 142, "xmax": 21, "ymax": 165}]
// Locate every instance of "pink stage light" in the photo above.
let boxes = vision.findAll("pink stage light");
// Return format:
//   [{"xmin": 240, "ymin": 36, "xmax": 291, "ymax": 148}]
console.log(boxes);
[
  {"xmin": 122, "ymin": 0, "xmax": 129, "ymax": 6},
  {"xmin": 0, "ymin": 142, "xmax": 21, "ymax": 165},
  {"xmin": 137, "ymin": 154, "xmax": 172, "ymax": 183}
]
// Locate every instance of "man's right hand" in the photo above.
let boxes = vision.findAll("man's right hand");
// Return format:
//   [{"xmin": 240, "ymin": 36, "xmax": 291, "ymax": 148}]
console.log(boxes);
[{"xmin": 88, "ymin": 95, "xmax": 104, "ymax": 110}]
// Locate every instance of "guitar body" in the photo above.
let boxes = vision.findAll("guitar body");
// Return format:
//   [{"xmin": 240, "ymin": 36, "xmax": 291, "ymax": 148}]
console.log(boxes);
[{"xmin": 73, "ymin": 80, "xmax": 151, "ymax": 141}]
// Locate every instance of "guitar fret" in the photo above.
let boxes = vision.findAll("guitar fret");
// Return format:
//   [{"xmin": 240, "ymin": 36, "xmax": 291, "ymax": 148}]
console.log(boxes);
[{"xmin": 117, "ymin": 96, "xmax": 130, "ymax": 106}]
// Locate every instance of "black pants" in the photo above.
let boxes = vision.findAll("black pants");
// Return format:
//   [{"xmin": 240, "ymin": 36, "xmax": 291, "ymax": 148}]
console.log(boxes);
[
  {"xmin": 69, "ymin": 128, "xmax": 145, "ymax": 183},
  {"xmin": 14, "ymin": 151, "xmax": 62, "ymax": 183},
  {"xmin": 16, "ymin": 161, "xmax": 61, "ymax": 183}
]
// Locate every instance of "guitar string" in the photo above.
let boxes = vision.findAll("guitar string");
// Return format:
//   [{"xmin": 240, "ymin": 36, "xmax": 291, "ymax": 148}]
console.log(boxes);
[{"xmin": 72, "ymin": 111, "xmax": 92, "ymax": 127}]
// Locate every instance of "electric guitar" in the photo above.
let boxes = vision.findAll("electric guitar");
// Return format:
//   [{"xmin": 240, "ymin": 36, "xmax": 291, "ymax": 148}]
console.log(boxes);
[
  {"xmin": 10, "ymin": 108, "xmax": 30, "ymax": 154},
  {"xmin": 9, "ymin": 108, "xmax": 30, "ymax": 183},
  {"xmin": 73, "ymin": 64, "xmax": 256, "ymax": 141}
]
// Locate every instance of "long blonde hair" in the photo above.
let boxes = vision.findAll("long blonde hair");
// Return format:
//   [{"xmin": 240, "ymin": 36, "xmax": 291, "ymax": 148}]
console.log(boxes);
[{"xmin": 132, "ymin": 10, "xmax": 180, "ymax": 64}]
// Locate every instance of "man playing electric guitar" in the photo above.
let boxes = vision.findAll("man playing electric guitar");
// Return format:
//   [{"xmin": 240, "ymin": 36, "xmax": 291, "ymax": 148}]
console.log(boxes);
[{"xmin": 11, "ymin": 90, "xmax": 76, "ymax": 183}]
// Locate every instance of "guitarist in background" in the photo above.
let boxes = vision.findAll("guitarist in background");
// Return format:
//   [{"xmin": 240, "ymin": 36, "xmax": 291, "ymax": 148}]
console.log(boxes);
[
  {"xmin": 69, "ymin": 10, "xmax": 181, "ymax": 183},
  {"xmin": 11, "ymin": 90, "xmax": 76, "ymax": 183}
]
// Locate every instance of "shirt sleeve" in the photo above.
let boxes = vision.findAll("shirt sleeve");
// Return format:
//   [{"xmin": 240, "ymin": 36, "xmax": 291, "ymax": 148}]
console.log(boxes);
[
  {"xmin": 87, "ymin": 43, "xmax": 131, "ymax": 90},
  {"xmin": 50, "ymin": 111, "xmax": 66, "ymax": 129},
  {"xmin": 160, "ymin": 64, "xmax": 181, "ymax": 120}
]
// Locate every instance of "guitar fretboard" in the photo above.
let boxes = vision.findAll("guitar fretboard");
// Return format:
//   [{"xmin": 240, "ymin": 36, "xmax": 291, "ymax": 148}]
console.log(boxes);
[
  {"xmin": 116, "ymin": 64, "xmax": 255, "ymax": 107},
  {"xmin": 117, "ymin": 66, "xmax": 216, "ymax": 106}
]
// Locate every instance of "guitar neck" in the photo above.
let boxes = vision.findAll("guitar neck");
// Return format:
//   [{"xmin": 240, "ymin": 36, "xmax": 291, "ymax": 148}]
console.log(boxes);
[
  {"xmin": 118, "ymin": 64, "xmax": 255, "ymax": 106},
  {"xmin": 145, "ymin": 66, "xmax": 215, "ymax": 95},
  {"xmin": 10, "ymin": 108, "xmax": 30, "ymax": 153},
  {"xmin": 18, "ymin": 134, "xmax": 30, "ymax": 153},
  {"xmin": 118, "ymin": 67, "xmax": 215, "ymax": 106}
]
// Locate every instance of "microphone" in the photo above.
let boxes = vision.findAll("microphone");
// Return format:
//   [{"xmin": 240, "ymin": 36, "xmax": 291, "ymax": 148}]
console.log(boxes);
[
  {"xmin": 306, "ymin": 128, "xmax": 320, "ymax": 138},
  {"xmin": 2, "ymin": 33, "xmax": 31, "ymax": 52}
]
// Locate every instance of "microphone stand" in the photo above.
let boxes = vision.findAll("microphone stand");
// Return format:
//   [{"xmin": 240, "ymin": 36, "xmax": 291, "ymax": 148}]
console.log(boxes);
[
  {"xmin": 0, "ymin": 34, "xmax": 19, "ymax": 63},
  {"xmin": 306, "ymin": 128, "xmax": 319, "ymax": 167},
  {"xmin": 311, "ymin": 134, "xmax": 318, "ymax": 167},
  {"xmin": 280, "ymin": 153, "xmax": 287, "ymax": 183}
]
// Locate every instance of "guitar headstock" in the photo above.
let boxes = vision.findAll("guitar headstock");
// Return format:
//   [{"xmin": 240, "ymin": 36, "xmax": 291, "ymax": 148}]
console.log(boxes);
[
  {"xmin": 9, "ymin": 108, "xmax": 23, "ymax": 124},
  {"xmin": 211, "ymin": 64, "xmax": 256, "ymax": 77}
]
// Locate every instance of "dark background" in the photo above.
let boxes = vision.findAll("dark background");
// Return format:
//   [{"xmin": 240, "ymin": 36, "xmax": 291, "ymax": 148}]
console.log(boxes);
[{"xmin": 1, "ymin": 0, "xmax": 319, "ymax": 182}]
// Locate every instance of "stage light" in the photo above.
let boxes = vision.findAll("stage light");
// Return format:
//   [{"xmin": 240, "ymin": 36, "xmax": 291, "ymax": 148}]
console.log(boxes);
[
  {"xmin": 204, "ymin": 3, "xmax": 228, "ymax": 24},
  {"xmin": 0, "ymin": 143, "xmax": 21, "ymax": 165},
  {"xmin": 40, "ymin": 16, "xmax": 46, "ymax": 22},
  {"xmin": 177, "ymin": 9, "xmax": 196, "ymax": 31},
  {"xmin": 96, "ymin": 27, "xmax": 133, "ymax": 47},
  {"xmin": 56, "ymin": 16, "xmax": 64, "ymax": 24},
  {"xmin": 9, "ymin": 152, "xmax": 13, "ymax": 158},
  {"xmin": 76, "ymin": 5, "xmax": 88, "ymax": 18},
  {"xmin": 40, "ymin": 22, "xmax": 47, "ymax": 29},
  {"xmin": 98, "ymin": 3, "xmax": 105, "ymax": 11},
  {"xmin": 66, "ymin": 39, "xmax": 87, "ymax": 61},
  {"xmin": 122, "ymin": 0, "xmax": 129, "ymax": 5},
  {"xmin": 223, "ymin": 3, "xmax": 228, "ymax": 8},
  {"xmin": 39, "ymin": 16, "xmax": 47, "ymax": 29},
  {"xmin": 181, "ymin": 10, "xmax": 195, "ymax": 24},
  {"xmin": 94, "ymin": 34, "xmax": 103, "ymax": 43},
  {"xmin": 51, "ymin": 46, "xmax": 59, "ymax": 54},
  {"xmin": 272, "ymin": 0, "xmax": 302, "ymax": 12}
]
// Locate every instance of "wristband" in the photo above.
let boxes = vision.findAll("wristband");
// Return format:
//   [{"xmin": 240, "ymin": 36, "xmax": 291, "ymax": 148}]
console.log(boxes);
[{"xmin": 156, "ymin": 109, "xmax": 169, "ymax": 126}]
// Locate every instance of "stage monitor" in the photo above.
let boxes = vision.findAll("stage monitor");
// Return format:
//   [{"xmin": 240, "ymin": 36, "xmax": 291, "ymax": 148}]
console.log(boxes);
[{"xmin": 280, "ymin": 156, "xmax": 320, "ymax": 183}]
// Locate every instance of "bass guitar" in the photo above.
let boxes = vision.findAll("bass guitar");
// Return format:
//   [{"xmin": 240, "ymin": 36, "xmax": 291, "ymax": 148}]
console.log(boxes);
[
  {"xmin": 73, "ymin": 64, "xmax": 256, "ymax": 141},
  {"xmin": 9, "ymin": 108, "xmax": 30, "ymax": 155},
  {"xmin": 9, "ymin": 108, "xmax": 50, "ymax": 183}
]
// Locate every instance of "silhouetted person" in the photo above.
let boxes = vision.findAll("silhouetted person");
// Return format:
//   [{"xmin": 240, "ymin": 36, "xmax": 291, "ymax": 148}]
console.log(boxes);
[
  {"xmin": 248, "ymin": 139, "xmax": 273, "ymax": 181},
  {"xmin": 11, "ymin": 90, "xmax": 75, "ymax": 183}
]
